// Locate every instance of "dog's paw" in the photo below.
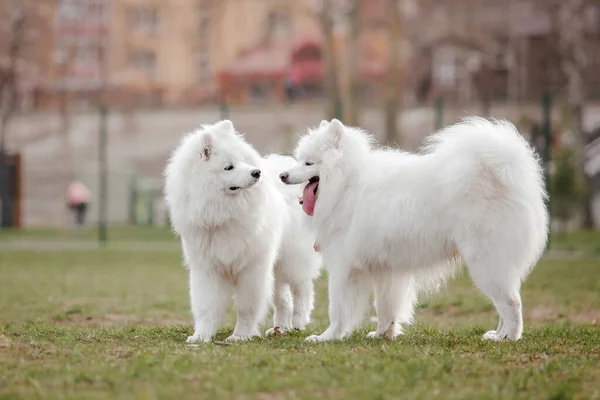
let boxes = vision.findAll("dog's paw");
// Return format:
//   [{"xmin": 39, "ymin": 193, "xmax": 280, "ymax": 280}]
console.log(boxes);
[
  {"xmin": 292, "ymin": 316, "xmax": 309, "ymax": 331},
  {"xmin": 366, "ymin": 331, "xmax": 382, "ymax": 339},
  {"xmin": 366, "ymin": 329, "xmax": 401, "ymax": 340},
  {"xmin": 186, "ymin": 334, "xmax": 210, "ymax": 344},
  {"xmin": 292, "ymin": 325, "xmax": 305, "ymax": 332},
  {"xmin": 225, "ymin": 334, "xmax": 254, "ymax": 342},
  {"xmin": 305, "ymin": 333, "xmax": 335, "ymax": 343},
  {"xmin": 265, "ymin": 326, "xmax": 290, "ymax": 336},
  {"xmin": 482, "ymin": 330, "xmax": 507, "ymax": 342},
  {"xmin": 305, "ymin": 334, "xmax": 321, "ymax": 343},
  {"xmin": 367, "ymin": 322, "xmax": 402, "ymax": 340}
]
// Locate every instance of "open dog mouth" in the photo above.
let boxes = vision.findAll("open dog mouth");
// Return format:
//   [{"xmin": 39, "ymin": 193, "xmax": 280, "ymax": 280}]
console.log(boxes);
[{"xmin": 299, "ymin": 176, "xmax": 319, "ymax": 216}]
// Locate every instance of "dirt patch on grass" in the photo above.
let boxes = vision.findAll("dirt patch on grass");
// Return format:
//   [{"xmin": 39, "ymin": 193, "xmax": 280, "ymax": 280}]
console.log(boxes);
[
  {"xmin": 52, "ymin": 313, "xmax": 188, "ymax": 328},
  {"xmin": 529, "ymin": 306, "xmax": 600, "ymax": 325}
]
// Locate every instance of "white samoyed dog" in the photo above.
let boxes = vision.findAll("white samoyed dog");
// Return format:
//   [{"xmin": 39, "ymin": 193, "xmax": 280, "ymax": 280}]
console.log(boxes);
[
  {"xmin": 280, "ymin": 118, "xmax": 548, "ymax": 342},
  {"xmin": 164, "ymin": 120, "xmax": 321, "ymax": 343}
]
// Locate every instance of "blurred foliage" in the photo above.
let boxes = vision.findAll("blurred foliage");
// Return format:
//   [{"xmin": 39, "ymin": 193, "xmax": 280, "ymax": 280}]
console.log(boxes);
[{"xmin": 551, "ymin": 146, "xmax": 587, "ymax": 228}]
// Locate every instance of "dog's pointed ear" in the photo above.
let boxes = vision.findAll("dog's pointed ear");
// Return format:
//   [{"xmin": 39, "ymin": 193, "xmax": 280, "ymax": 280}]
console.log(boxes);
[
  {"xmin": 201, "ymin": 133, "xmax": 213, "ymax": 160},
  {"xmin": 214, "ymin": 119, "xmax": 234, "ymax": 133},
  {"xmin": 319, "ymin": 120, "xmax": 329, "ymax": 129},
  {"xmin": 329, "ymin": 119, "xmax": 344, "ymax": 148}
]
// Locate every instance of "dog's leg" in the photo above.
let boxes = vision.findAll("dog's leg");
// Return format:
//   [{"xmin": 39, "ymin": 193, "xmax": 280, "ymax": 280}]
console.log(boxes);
[
  {"xmin": 290, "ymin": 279, "xmax": 315, "ymax": 331},
  {"xmin": 187, "ymin": 267, "xmax": 231, "ymax": 344},
  {"xmin": 266, "ymin": 271, "xmax": 293, "ymax": 336},
  {"xmin": 368, "ymin": 269, "xmax": 416, "ymax": 340},
  {"xmin": 306, "ymin": 268, "xmax": 370, "ymax": 342},
  {"xmin": 467, "ymin": 264, "xmax": 523, "ymax": 341},
  {"xmin": 227, "ymin": 264, "xmax": 273, "ymax": 342}
]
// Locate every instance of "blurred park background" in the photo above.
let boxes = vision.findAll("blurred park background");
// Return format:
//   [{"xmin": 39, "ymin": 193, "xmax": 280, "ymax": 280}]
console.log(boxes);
[
  {"xmin": 0, "ymin": 0, "xmax": 600, "ymax": 233},
  {"xmin": 2, "ymin": 2, "xmax": 600, "ymax": 398}
]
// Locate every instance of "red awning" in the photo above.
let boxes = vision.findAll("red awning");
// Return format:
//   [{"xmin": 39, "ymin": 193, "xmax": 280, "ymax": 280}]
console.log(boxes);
[
  {"xmin": 219, "ymin": 34, "xmax": 389, "ymax": 85},
  {"xmin": 222, "ymin": 42, "xmax": 290, "ymax": 80},
  {"xmin": 287, "ymin": 59, "xmax": 324, "ymax": 85},
  {"xmin": 220, "ymin": 35, "xmax": 322, "ymax": 82}
]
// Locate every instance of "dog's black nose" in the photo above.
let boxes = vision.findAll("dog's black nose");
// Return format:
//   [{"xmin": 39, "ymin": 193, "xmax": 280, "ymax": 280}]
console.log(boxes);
[
  {"xmin": 251, "ymin": 169, "xmax": 261, "ymax": 179},
  {"xmin": 280, "ymin": 172, "xmax": 289, "ymax": 182}
]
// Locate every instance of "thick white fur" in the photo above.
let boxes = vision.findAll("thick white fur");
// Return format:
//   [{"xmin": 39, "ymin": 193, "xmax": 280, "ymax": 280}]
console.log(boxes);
[
  {"xmin": 164, "ymin": 120, "xmax": 321, "ymax": 343},
  {"xmin": 281, "ymin": 117, "xmax": 549, "ymax": 342}
]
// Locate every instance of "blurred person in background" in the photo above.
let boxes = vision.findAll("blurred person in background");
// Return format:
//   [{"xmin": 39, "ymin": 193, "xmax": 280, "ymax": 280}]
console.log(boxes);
[{"xmin": 66, "ymin": 180, "xmax": 90, "ymax": 232}]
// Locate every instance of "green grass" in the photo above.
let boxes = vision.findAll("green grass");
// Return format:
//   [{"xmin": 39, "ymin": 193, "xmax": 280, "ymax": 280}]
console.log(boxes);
[
  {"xmin": 0, "ymin": 226, "xmax": 176, "ymax": 243},
  {"xmin": 1, "ymin": 231, "xmax": 600, "ymax": 399}
]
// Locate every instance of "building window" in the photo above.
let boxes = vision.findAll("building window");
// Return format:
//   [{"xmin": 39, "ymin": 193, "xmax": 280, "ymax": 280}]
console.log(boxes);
[
  {"xmin": 197, "ymin": 3, "xmax": 211, "ymax": 40},
  {"xmin": 265, "ymin": 10, "xmax": 292, "ymax": 40},
  {"xmin": 130, "ymin": 51, "xmax": 157, "ymax": 79},
  {"xmin": 130, "ymin": 8, "xmax": 159, "ymax": 35},
  {"xmin": 197, "ymin": 52, "xmax": 211, "ymax": 84},
  {"xmin": 88, "ymin": 2, "xmax": 105, "ymax": 20}
]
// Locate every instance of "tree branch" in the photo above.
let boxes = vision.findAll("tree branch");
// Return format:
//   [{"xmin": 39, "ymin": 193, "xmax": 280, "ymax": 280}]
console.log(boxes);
[{"xmin": 0, "ymin": 8, "xmax": 26, "ymax": 154}]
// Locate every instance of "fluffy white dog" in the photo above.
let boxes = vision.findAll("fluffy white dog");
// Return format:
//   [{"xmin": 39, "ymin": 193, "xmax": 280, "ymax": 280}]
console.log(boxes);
[
  {"xmin": 280, "ymin": 118, "xmax": 548, "ymax": 342},
  {"xmin": 164, "ymin": 120, "xmax": 321, "ymax": 343}
]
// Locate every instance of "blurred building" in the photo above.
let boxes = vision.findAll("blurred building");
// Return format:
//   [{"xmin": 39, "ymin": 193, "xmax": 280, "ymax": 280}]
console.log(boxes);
[
  {"xmin": 4, "ymin": 0, "xmax": 600, "ymax": 110},
  {"xmin": 0, "ymin": 0, "xmax": 56, "ymax": 111},
  {"xmin": 55, "ymin": 0, "xmax": 109, "ymax": 89},
  {"xmin": 106, "ymin": 0, "xmax": 314, "ymax": 106},
  {"xmin": 410, "ymin": 0, "xmax": 600, "ymax": 104},
  {"xmin": 218, "ymin": 0, "xmax": 395, "ymax": 104}
]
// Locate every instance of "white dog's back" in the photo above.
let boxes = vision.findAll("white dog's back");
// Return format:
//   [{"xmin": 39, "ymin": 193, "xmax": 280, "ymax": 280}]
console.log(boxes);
[{"xmin": 281, "ymin": 117, "xmax": 548, "ymax": 342}]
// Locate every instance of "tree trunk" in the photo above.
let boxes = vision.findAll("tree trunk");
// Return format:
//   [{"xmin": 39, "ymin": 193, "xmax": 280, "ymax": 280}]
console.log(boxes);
[
  {"xmin": 565, "ymin": 9, "xmax": 592, "ymax": 228},
  {"xmin": 0, "ymin": 10, "xmax": 25, "ymax": 228},
  {"xmin": 320, "ymin": 0, "xmax": 341, "ymax": 120},
  {"xmin": 0, "ymin": 117, "xmax": 10, "ymax": 228},
  {"xmin": 481, "ymin": 92, "xmax": 491, "ymax": 117},
  {"xmin": 344, "ymin": 0, "xmax": 361, "ymax": 126},
  {"xmin": 384, "ymin": 0, "xmax": 402, "ymax": 146},
  {"xmin": 570, "ymin": 97, "xmax": 593, "ymax": 229}
]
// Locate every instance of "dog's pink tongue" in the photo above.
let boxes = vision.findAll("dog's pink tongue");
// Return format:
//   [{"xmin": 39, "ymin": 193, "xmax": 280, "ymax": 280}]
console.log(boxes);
[{"xmin": 302, "ymin": 181, "xmax": 318, "ymax": 216}]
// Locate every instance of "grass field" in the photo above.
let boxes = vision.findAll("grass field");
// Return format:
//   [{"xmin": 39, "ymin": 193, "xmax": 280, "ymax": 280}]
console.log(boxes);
[{"xmin": 1, "ymin": 228, "xmax": 599, "ymax": 399}]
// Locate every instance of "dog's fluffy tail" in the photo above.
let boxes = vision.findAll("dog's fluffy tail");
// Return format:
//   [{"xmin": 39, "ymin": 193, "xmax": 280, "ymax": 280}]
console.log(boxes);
[
  {"xmin": 424, "ymin": 117, "xmax": 545, "ymax": 203},
  {"xmin": 424, "ymin": 117, "xmax": 549, "ymax": 276}
]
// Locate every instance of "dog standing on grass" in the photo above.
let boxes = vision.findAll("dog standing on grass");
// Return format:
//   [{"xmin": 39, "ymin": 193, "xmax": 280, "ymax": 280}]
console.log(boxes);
[
  {"xmin": 164, "ymin": 120, "xmax": 321, "ymax": 343},
  {"xmin": 280, "ymin": 118, "xmax": 548, "ymax": 342}
]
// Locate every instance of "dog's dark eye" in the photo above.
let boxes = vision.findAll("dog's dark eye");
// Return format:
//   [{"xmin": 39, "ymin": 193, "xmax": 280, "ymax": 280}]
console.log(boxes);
[
  {"xmin": 224, "ymin": 165, "xmax": 234, "ymax": 171},
  {"xmin": 305, "ymin": 162, "xmax": 313, "ymax": 166}
]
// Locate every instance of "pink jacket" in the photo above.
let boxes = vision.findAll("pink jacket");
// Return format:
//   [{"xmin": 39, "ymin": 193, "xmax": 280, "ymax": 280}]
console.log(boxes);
[{"xmin": 67, "ymin": 181, "xmax": 90, "ymax": 206}]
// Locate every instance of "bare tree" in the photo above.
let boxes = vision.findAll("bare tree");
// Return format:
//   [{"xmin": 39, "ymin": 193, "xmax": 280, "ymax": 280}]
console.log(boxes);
[
  {"xmin": 384, "ymin": 0, "xmax": 403, "ymax": 146},
  {"xmin": 0, "ymin": 0, "xmax": 53, "ymax": 226},
  {"xmin": 342, "ymin": 0, "xmax": 362, "ymax": 126},
  {"xmin": 0, "ymin": 0, "xmax": 53, "ymax": 156},
  {"xmin": 536, "ymin": 0, "xmax": 594, "ymax": 227},
  {"xmin": 540, "ymin": 0, "xmax": 588, "ymax": 146},
  {"xmin": 0, "ymin": 8, "xmax": 25, "ymax": 157},
  {"xmin": 0, "ymin": 6, "xmax": 25, "ymax": 226},
  {"xmin": 318, "ymin": 0, "xmax": 343, "ymax": 120}
]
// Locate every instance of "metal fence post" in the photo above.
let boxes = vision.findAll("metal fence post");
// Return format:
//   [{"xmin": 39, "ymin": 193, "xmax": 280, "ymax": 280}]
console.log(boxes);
[
  {"xmin": 98, "ymin": 103, "xmax": 108, "ymax": 246},
  {"xmin": 434, "ymin": 97, "xmax": 444, "ymax": 131},
  {"xmin": 542, "ymin": 92, "xmax": 552, "ymax": 249}
]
